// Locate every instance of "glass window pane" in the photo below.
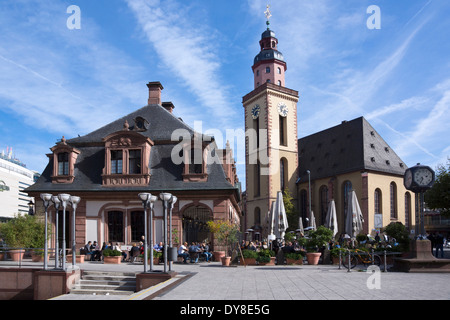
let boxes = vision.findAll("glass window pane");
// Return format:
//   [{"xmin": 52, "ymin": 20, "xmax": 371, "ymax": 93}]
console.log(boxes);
[
  {"xmin": 129, "ymin": 149, "xmax": 141, "ymax": 174},
  {"xmin": 108, "ymin": 211, "xmax": 124, "ymax": 242}
]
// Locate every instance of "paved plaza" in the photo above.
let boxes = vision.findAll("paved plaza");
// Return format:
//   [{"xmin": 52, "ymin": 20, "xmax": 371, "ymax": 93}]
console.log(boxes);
[{"xmin": 44, "ymin": 248, "xmax": 450, "ymax": 301}]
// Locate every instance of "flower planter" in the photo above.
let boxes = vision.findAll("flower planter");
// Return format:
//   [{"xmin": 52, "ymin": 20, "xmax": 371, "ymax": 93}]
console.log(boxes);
[
  {"xmin": 240, "ymin": 258, "xmax": 257, "ymax": 265},
  {"xmin": 213, "ymin": 251, "xmax": 225, "ymax": 262},
  {"xmin": 221, "ymin": 256, "xmax": 231, "ymax": 266},
  {"xmin": 258, "ymin": 257, "xmax": 276, "ymax": 266},
  {"xmin": 286, "ymin": 258, "xmax": 303, "ymax": 265},
  {"xmin": 9, "ymin": 249, "xmax": 25, "ymax": 261},
  {"xmin": 306, "ymin": 252, "xmax": 321, "ymax": 265},
  {"xmin": 331, "ymin": 256, "xmax": 340, "ymax": 265},
  {"xmin": 104, "ymin": 256, "xmax": 122, "ymax": 264},
  {"xmin": 31, "ymin": 253, "xmax": 50, "ymax": 263},
  {"xmin": 67, "ymin": 255, "xmax": 85, "ymax": 264}
]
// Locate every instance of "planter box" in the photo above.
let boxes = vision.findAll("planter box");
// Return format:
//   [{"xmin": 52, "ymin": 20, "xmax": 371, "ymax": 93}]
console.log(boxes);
[
  {"xmin": 240, "ymin": 258, "xmax": 257, "ymax": 265},
  {"xmin": 213, "ymin": 251, "xmax": 225, "ymax": 262},
  {"xmin": 306, "ymin": 252, "xmax": 321, "ymax": 265},
  {"xmin": 221, "ymin": 256, "xmax": 231, "ymax": 266},
  {"xmin": 31, "ymin": 253, "xmax": 50, "ymax": 263},
  {"xmin": 9, "ymin": 250, "xmax": 25, "ymax": 261},
  {"xmin": 286, "ymin": 258, "xmax": 303, "ymax": 265},
  {"xmin": 67, "ymin": 255, "xmax": 85, "ymax": 264},
  {"xmin": 258, "ymin": 257, "xmax": 276, "ymax": 266},
  {"xmin": 103, "ymin": 256, "xmax": 122, "ymax": 264}
]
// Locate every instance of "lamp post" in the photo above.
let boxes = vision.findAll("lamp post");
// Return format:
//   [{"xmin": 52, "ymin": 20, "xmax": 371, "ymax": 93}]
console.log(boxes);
[
  {"xmin": 69, "ymin": 196, "xmax": 80, "ymax": 270},
  {"xmin": 51, "ymin": 196, "xmax": 60, "ymax": 269},
  {"xmin": 149, "ymin": 195, "xmax": 157, "ymax": 271},
  {"xmin": 58, "ymin": 193, "xmax": 71, "ymax": 270},
  {"xmin": 40, "ymin": 193, "xmax": 53, "ymax": 270},
  {"xmin": 160, "ymin": 192, "xmax": 173, "ymax": 273},
  {"xmin": 138, "ymin": 193, "xmax": 151, "ymax": 273},
  {"xmin": 28, "ymin": 200, "xmax": 35, "ymax": 216},
  {"xmin": 169, "ymin": 196, "xmax": 177, "ymax": 271},
  {"xmin": 306, "ymin": 170, "xmax": 312, "ymax": 228}
]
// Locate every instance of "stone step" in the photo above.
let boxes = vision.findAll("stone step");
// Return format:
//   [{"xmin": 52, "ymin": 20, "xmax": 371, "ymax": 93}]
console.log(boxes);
[{"xmin": 70, "ymin": 271, "xmax": 137, "ymax": 296}]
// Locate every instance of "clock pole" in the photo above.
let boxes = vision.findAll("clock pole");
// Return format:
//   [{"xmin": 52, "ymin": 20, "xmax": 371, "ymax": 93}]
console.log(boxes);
[{"xmin": 404, "ymin": 163, "xmax": 435, "ymax": 238}]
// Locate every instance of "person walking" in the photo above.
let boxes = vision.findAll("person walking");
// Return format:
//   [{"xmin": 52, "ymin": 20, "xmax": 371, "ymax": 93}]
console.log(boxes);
[{"xmin": 435, "ymin": 232, "xmax": 444, "ymax": 258}]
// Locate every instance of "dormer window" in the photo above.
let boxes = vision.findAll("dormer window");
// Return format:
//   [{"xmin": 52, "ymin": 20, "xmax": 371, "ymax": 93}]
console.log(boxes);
[
  {"xmin": 133, "ymin": 116, "xmax": 149, "ymax": 131},
  {"xmin": 48, "ymin": 136, "xmax": 80, "ymax": 184},
  {"xmin": 111, "ymin": 150, "xmax": 123, "ymax": 174},
  {"xmin": 181, "ymin": 135, "xmax": 208, "ymax": 182},
  {"xmin": 58, "ymin": 152, "xmax": 69, "ymax": 175},
  {"xmin": 102, "ymin": 128, "xmax": 153, "ymax": 186},
  {"xmin": 129, "ymin": 149, "xmax": 141, "ymax": 174}
]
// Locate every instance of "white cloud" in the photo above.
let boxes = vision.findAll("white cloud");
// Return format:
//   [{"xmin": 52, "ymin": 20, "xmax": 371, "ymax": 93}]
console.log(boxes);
[{"xmin": 125, "ymin": 0, "xmax": 237, "ymax": 124}]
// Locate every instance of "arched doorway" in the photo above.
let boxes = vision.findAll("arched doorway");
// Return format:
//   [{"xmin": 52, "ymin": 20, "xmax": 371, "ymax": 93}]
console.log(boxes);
[{"xmin": 182, "ymin": 205, "xmax": 212, "ymax": 244}]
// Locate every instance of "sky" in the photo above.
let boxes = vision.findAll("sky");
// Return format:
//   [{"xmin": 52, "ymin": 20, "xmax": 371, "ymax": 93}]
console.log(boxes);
[{"xmin": 0, "ymin": 0, "xmax": 449, "ymax": 190}]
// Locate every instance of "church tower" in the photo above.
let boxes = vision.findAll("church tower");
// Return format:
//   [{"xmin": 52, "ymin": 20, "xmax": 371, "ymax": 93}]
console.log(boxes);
[{"xmin": 242, "ymin": 6, "xmax": 299, "ymax": 240}]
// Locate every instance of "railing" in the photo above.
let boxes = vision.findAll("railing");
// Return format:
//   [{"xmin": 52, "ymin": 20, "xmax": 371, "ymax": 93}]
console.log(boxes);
[{"xmin": 0, "ymin": 247, "xmax": 60, "ymax": 269}]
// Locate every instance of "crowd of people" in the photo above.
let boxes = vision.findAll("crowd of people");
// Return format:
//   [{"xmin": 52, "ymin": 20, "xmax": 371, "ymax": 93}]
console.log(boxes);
[
  {"xmin": 83, "ymin": 239, "xmax": 146, "ymax": 262},
  {"xmin": 178, "ymin": 241, "xmax": 212, "ymax": 263}
]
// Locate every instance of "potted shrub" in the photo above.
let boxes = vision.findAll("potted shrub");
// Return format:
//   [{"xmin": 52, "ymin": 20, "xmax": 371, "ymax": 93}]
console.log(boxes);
[
  {"xmin": 152, "ymin": 249, "xmax": 162, "ymax": 265},
  {"xmin": 257, "ymin": 249, "xmax": 275, "ymax": 265},
  {"xmin": 0, "ymin": 214, "xmax": 49, "ymax": 261},
  {"xmin": 330, "ymin": 247, "xmax": 347, "ymax": 265},
  {"xmin": 285, "ymin": 252, "xmax": 304, "ymax": 265},
  {"xmin": 306, "ymin": 226, "xmax": 333, "ymax": 265},
  {"xmin": 103, "ymin": 248, "xmax": 122, "ymax": 264},
  {"xmin": 240, "ymin": 249, "xmax": 258, "ymax": 265},
  {"xmin": 66, "ymin": 249, "xmax": 85, "ymax": 263},
  {"xmin": 207, "ymin": 220, "xmax": 239, "ymax": 266}
]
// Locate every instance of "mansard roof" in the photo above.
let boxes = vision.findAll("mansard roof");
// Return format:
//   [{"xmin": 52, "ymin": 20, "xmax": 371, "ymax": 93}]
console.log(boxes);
[
  {"xmin": 298, "ymin": 116, "xmax": 408, "ymax": 182},
  {"xmin": 26, "ymin": 103, "xmax": 238, "ymax": 194}
]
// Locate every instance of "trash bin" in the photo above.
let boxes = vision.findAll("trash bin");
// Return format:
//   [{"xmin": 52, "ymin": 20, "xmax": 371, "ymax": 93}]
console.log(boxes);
[{"xmin": 168, "ymin": 247, "xmax": 178, "ymax": 261}]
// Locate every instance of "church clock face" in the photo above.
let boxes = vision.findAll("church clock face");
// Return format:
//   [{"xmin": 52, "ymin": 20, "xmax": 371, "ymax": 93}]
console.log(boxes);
[
  {"xmin": 251, "ymin": 104, "xmax": 260, "ymax": 119},
  {"xmin": 414, "ymin": 167, "xmax": 433, "ymax": 186},
  {"xmin": 277, "ymin": 102, "xmax": 288, "ymax": 117}
]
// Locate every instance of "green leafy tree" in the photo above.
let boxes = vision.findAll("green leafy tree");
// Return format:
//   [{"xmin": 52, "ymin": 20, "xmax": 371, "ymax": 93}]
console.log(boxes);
[
  {"xmin": 282, "ymin": 189, "xmax": 299, "ymax": 233},
  {"xmin": 424, "ymin": 159, "xmax": 450, "ymax": 217},
  {"xmin": 0, "ymin": 214, "xmax": 48, "ymax": 248}
]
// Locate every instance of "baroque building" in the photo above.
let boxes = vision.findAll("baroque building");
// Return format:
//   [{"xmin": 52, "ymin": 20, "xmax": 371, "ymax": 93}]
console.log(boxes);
[
  {"xmin": 243, "ymin": 16, "xmax": 415, "ymax": 240},
  {"xmin": 26, "ymin": 82, "xmax": 241, "ymax": 251}
]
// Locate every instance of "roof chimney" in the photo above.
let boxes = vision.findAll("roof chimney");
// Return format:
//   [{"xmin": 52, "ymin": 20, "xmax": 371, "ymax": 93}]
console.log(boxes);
[
  {"xmin": 147, "ymin": 81, "xmax": 164, "ymax": 105},
  {"xmin": 162, "ymin": 101, "xmax": 175, "ymax": 114}
]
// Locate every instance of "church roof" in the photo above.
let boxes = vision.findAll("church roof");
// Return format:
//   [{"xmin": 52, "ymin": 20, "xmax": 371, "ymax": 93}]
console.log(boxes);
[
  {"xmin": 298, "ymin": 116, "xmax": 408, "ymax": 182},
  {"xmin": 26, "ymin": 103, "xmax": 238, "ymax": 194}
]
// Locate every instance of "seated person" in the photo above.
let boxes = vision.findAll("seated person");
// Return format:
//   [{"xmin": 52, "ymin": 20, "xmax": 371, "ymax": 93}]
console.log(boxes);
[
  {"xmin": 153, "ymin": 242, "xmax": 163, "ymax": 252},
  {"xmin": 188, "ymin": 242, "xmax": 201, "ymax": 263},
  {"xmin": 201, "ymin": 241, "xmax": 212, "ymax": 262},
  {"xmin": 114, "ymin": 243, "xmax": 127, "ymax": 261},
  {"xmin": 129, "ymin": 243, "xmax": 141, "ymax": 262},
  {"xmin": 178, "ymin": 242, "xmax": 189, "ymax": 263},
  {"xmin": 84, "ymin": 241, "xmax": 94, "ymax": 261},
  {"xmin": 90, "ymin": 241, "xmax": 101, "ymax": 261}
]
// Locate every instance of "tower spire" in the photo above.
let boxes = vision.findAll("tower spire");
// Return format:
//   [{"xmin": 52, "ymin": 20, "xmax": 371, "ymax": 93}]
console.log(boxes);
[{"xmin": 264, "ymin": 5, "xmax": 272, "ymax": 29}]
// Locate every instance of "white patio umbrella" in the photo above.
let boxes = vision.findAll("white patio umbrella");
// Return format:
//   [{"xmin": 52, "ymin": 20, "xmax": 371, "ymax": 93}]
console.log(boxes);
[
  {"xmin": 345, "ymin": 190, "xmax": 365, "ymax": 238},
  {"xmin": 296, "ymin": 216, "xmax": 304, "ymax": 234},
  {"xmin": 310, "ymin": 210, "xmax": 317, "ymax": 231},
  {"xmin": 324, "ymin": 199, "xmax": 338, "ymax": 237},
  {"xmin": 268, "ymin": 201, "xmax": 276, "ymax": 241},
  {"xmin": 274, "ymin": 191, "xmax": 289, "ymax": 239}
]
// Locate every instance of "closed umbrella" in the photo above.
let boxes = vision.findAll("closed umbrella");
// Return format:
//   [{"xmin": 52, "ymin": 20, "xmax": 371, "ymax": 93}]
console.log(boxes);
[
  {"xmin": 324, "ymin": 199, "xmax": 338, "ymax": 237},
  {"xmin": 274, "ymin": 191, "xmax": 288, "ymax": 239},
  {"xmin": 268, "ymin": 201, "xmax": 276, "ymax": 242},
  {"xmin": 310, "ymin": 210, "xmax": 317, "ymax": 231},
  {"xmin": 345, "ymin": 190, "xmax": 364, "ymax": 238},
  {"xmin": 296, "ymin": 216, "xmax": 304, "ymax": 234}
]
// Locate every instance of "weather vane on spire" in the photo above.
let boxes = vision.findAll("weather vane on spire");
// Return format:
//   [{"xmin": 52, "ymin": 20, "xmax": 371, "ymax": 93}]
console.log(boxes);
[{"xmin": 264, "ymin": 4, "xmax": 272, "ymax": 29}]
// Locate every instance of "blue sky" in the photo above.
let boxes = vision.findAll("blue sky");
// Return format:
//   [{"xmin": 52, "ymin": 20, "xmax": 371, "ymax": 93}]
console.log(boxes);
[{"xmin": 0, "ymin": 0, "xmax": 449, "ymax": 188}]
